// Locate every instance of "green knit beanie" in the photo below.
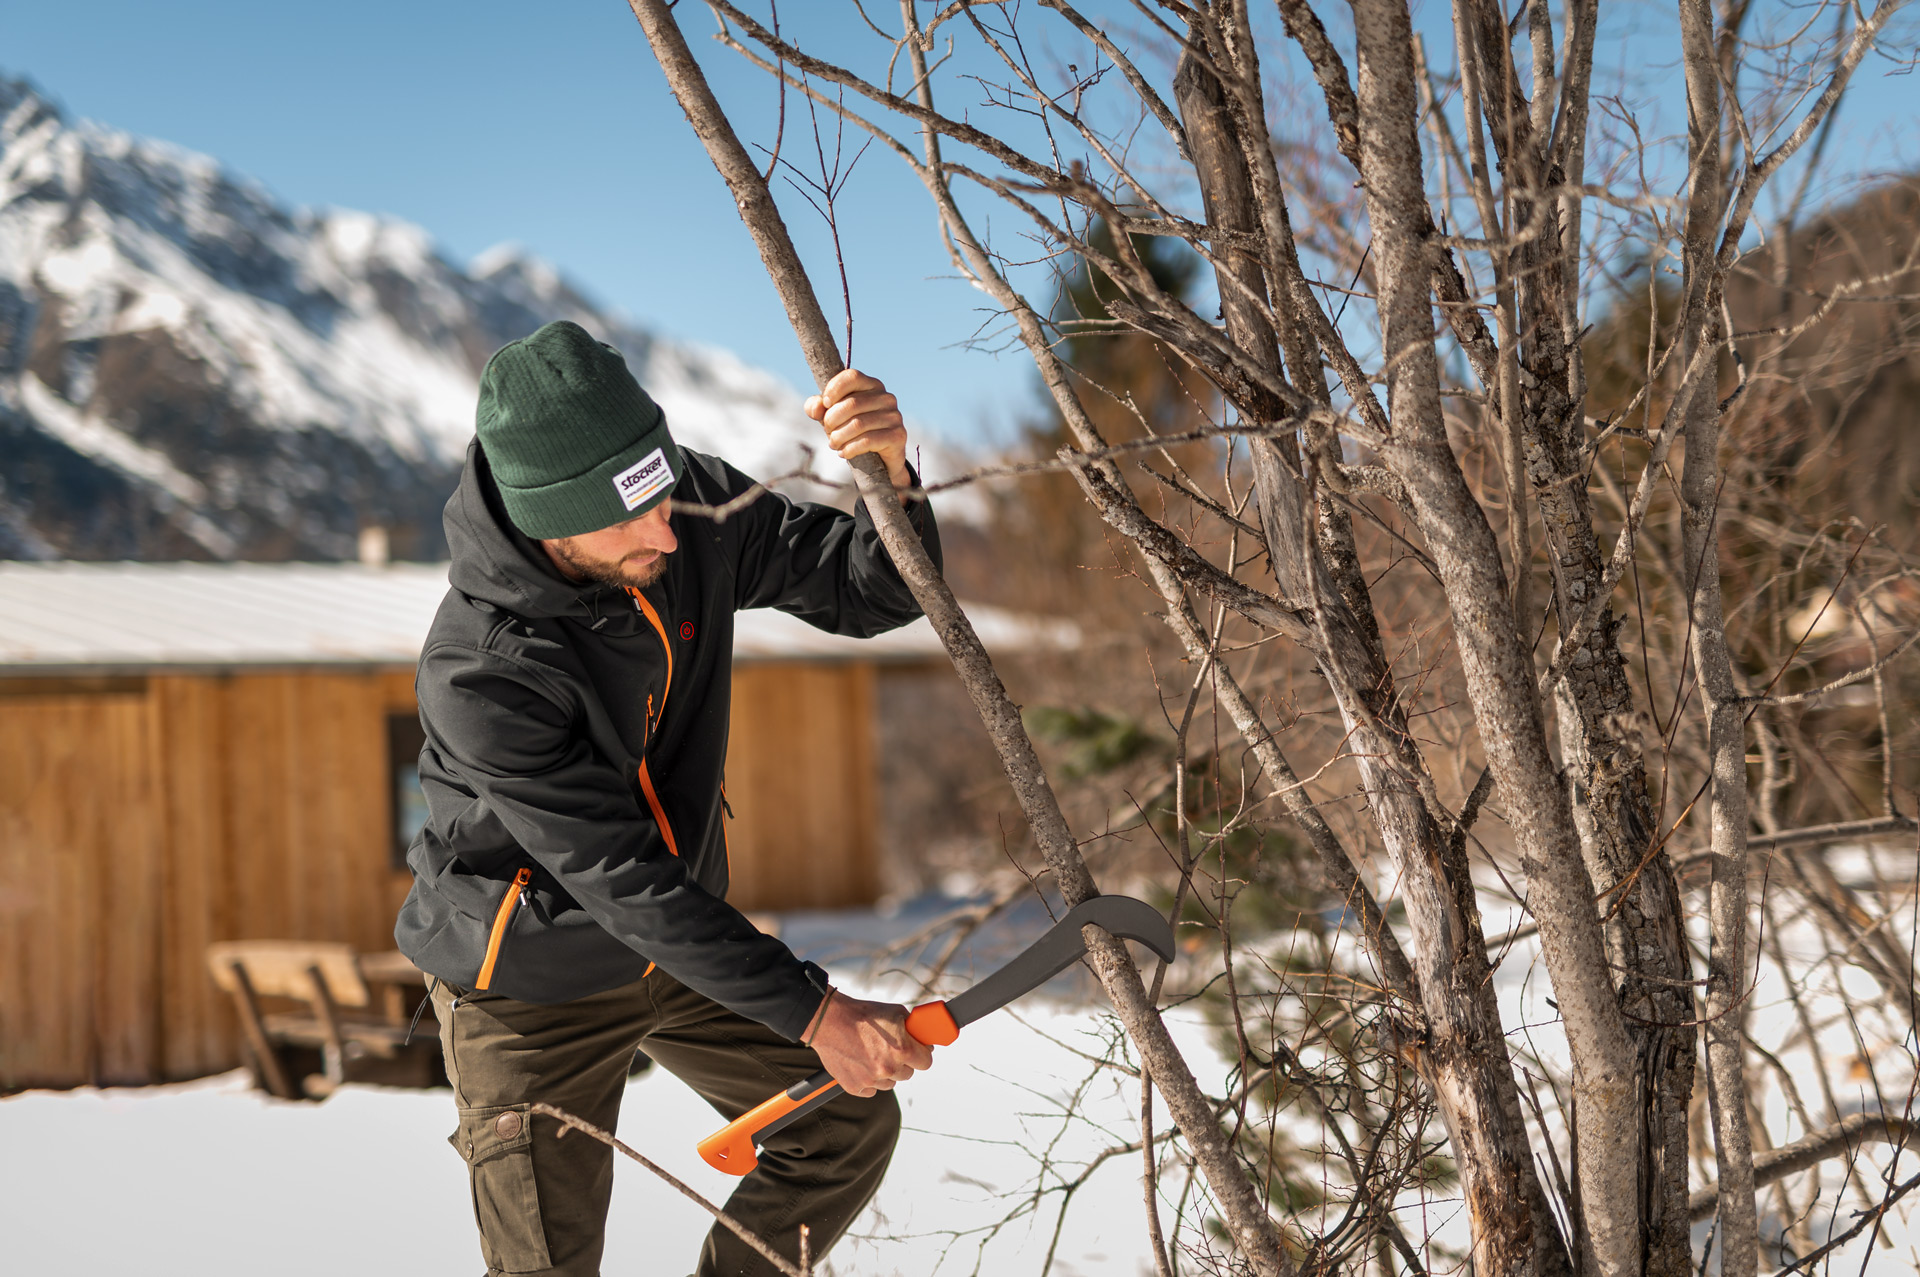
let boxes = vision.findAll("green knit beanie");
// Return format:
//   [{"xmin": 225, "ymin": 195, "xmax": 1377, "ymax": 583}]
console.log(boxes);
[{"xmin": 475, "ymin": 321, "xmax": 682, "ymax": 539}]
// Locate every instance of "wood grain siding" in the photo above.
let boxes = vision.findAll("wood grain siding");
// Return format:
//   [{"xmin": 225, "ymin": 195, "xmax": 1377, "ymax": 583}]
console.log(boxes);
[
  {"xmin": 1, "ymin": 660, "xmax": 880, "ymax": 1090},
  {"xmin": 725, "ymin": 661, "xmax": 879, "ymax": 911},
  {"xmin": 0, "ymin": 670, "xmax": 419, "ymax": 1090},
  {"xmin": 0, "ymin": 690, "xmax": 163, "ymax": 1087},
  {"xmin": 150, "ymin": 675, "xmax": 233, "ymax": 1080}
]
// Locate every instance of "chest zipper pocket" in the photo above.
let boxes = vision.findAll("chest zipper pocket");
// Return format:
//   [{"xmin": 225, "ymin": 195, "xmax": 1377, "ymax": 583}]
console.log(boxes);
[{"xmin": 475, "ymin": 867, "xmax": 532, "ymax": 992}]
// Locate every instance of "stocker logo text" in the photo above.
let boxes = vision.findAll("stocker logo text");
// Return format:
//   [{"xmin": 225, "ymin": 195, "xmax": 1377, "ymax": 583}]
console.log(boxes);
[{"xmin": 613, "ymin": 448, "xmax": 674, "ymax": 512}]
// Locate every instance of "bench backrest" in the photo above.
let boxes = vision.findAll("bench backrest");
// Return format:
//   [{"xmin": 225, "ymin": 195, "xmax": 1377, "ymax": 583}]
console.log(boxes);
[{"xmin": 205, "ymin": 940, "xmax": 372, "ymax": 1008}]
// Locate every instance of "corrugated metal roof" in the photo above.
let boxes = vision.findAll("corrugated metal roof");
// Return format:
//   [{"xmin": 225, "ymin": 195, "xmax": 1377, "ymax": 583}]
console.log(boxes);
[{"xmin": 0, "ymin": 562, "xmax": 1074, "ymax": 671}]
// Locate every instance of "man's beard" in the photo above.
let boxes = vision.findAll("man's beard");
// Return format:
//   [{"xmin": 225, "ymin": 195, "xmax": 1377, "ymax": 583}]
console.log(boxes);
[{"xmin": 546, "ymin": 539, "xmax": 672, "ymax": 590}]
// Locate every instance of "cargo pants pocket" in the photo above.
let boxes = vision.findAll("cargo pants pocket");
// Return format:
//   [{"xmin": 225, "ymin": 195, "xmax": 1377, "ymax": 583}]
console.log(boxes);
[{"xmin": 450, "ymin": 1102, "xmax": 552, "ymax": 1273}]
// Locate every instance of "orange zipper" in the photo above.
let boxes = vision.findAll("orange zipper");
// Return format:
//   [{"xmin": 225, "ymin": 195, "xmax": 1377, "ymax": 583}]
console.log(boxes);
[
  {"xmin": 475, "ymin": 866, "xmax": 531, "ymax": 991},
  {"xmin": 627, "ymin": 587, "xmax": 682, "ymax": 858},
  {"xmin": 627, "ymin": 588, "xmax": 673, "ymax": 708},
  {"xmin": 637, "ymin": 761, "xmax": 680, "ymax": 857}
]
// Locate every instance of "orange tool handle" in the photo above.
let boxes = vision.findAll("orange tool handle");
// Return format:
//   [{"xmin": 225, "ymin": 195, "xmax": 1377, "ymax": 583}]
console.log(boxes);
[
  {"xmin": 905, "ymin": 999, "xmax": 959, "ymax": 1045},
  {"xmin": 696, "ymin": 1074, "xmax": 841, "ymax": 1172},
  {"xmin": 696, "ymin": 999, "xmax": 959, "ymax": 1175}
]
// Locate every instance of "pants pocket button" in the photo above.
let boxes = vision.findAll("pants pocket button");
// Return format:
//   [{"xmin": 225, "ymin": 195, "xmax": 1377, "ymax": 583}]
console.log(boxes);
[{"xmin": 495, "ymin": 1110, "xmax": 524, "ymax": 1140}]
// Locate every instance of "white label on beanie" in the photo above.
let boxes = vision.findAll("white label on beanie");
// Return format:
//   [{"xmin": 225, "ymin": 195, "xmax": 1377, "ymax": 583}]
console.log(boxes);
[{"xmin": 613, "ymin": 448, "xmax": 673, "ymax": 511}]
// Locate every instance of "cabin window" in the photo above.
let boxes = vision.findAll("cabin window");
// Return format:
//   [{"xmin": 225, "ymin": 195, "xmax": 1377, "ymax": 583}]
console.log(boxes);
[{"xmin": 387, "ymin": 711, "xmax": 429, "ymax": 870}]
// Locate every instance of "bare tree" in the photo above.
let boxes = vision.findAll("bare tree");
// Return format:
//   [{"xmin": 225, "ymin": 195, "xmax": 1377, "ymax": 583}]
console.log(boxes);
[{"xmin": 628, "ymin": 1, "xmax": 1920, "ymax": 1274}]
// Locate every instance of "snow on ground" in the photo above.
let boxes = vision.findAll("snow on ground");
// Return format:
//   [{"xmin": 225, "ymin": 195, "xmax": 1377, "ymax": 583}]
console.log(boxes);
[
  {"xmin": 2, "ymin": 1006, "xmax": 1190, "ymax": 1277},
  {"xmin": 1, "ymin": 904, "xmax": 1217, "ymax": 1277},
  {"xmin": 13, "ymin": 885, "xmax": 1913, "ymax": 1275}
]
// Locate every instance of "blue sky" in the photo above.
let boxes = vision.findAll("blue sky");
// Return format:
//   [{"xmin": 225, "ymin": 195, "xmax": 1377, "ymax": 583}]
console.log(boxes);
[
  {"xmin": 3, "ymin": 1, "xmax": 1033, "ymax": 445},
  {"xmin": 4, "ymin": 1, "xmax": 1914, "ymax": 447}
]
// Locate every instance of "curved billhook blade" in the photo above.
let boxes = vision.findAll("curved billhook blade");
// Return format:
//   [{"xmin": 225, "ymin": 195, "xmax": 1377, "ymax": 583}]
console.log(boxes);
[
  {"xmin": 695, "ymin": 895, "xmax": 1176, "ymax": 1175},
  {"xmin": 946, "ymin": 894, "xmax": 1176, "ymax": 1029}
]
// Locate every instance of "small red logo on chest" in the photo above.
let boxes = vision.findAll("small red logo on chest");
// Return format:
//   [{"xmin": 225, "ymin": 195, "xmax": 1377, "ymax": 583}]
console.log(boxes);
[{"xmin": 679, "ymin": 620, "xmax": 696, "ymax": 642}]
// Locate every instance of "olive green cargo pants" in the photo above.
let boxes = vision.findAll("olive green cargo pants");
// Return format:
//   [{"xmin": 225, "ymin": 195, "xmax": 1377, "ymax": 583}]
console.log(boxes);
[{"xmin": 431, "ymin": 969, "xmax": 898, "ymax": 1277}]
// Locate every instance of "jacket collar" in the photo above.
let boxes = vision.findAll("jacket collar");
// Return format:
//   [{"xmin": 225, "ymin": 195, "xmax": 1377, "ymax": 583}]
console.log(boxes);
[{"xmin": 443, "ymin": 440, "xmax": 646, "ymax": 633}]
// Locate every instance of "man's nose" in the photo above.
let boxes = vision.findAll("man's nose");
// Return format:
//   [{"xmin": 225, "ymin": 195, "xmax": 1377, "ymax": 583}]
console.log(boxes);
[{"xmin": 637, "ymin": 509, "xmax": 677, "ymax": 554}]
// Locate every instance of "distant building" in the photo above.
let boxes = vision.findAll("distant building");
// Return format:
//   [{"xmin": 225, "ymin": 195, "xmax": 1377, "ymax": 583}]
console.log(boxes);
[{"xmin": 0, "ymin": 561, "xmax": 1066, "ymax": 1089}]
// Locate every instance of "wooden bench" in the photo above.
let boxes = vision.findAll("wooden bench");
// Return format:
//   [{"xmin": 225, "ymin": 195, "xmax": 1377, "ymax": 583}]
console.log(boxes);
[{"xmin": 206, "ymin": 941, "xmax": 438, "ymax": 1099}]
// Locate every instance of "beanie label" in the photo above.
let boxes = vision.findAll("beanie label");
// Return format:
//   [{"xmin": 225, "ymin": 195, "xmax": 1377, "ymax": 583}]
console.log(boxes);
[{"xmin": 614, "ymin": 448, "xmax": 674, "ymax": 512}]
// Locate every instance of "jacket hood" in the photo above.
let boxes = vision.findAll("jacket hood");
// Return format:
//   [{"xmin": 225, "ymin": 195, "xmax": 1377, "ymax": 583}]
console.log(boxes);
[{"xmin": 443, "ymin": 439, "xmax": 641, "ymax": 628}]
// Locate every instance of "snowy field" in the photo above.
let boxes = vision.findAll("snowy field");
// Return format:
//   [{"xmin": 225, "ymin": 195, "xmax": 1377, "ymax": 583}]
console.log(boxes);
[
  {"xmin": 8, "ymin": 890, "xmax": 1918, "ymax": 1275},
  {"xmin": 1, "ymin": 901, "xmax": 1220, "ymax": 1277},
  {"xmin": 2, "ymin": 999, "xmax": 1214, "ymax": 1277}
]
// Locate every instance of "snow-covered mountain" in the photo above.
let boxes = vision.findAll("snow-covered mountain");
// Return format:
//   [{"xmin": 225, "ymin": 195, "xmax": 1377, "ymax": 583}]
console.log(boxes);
[{"xmin": 0, "ymin": 75, "xmax": 847, "ymax": 561}]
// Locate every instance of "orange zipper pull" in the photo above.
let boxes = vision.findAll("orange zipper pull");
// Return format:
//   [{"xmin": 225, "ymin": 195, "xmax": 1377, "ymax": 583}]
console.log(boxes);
[{"xmin": 475, "ymin": 867, "xmax": 533, "ymax": 991}]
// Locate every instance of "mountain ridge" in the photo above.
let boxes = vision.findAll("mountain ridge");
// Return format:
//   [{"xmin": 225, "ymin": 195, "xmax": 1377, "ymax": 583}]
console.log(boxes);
[{"xmin": 0, "ymin": 73, "xmax": 849, "ymax": 562}]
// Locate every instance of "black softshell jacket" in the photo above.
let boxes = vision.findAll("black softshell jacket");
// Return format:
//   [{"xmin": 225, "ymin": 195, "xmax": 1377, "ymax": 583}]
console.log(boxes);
[{"xmin": 394, "ymin": 441, "xmax": 940, "ymax": 1041}]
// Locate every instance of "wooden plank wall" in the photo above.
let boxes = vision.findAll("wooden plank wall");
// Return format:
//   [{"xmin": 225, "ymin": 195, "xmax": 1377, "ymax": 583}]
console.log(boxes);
[
  {"xmin": 0, "ymin": 684, "xmax": 164, "ymax": 1090},
  {"xmin": 725, "ymin": 661, "xmax": 878, "ymax": 911},
  {"xmin": 150, "ymin": 669, "xmax": 419, "ymax": 1083},
  {"xmin": 0, "ymin": 659, "xmax": 880, "ymax": 1089},
  {"xmin": 0, "ymin": 670, "xmax": 417, "ymax": 1090}
]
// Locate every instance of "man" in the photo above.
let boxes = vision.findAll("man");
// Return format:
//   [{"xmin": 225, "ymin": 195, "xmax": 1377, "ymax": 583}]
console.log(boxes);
[{"xmin": 396, "ymin": 320, "xmax": 937, "ymax": 1277}]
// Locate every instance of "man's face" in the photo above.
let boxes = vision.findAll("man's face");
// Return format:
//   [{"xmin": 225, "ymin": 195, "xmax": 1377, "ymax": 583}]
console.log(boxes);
[{"xmin": 539, "ymin": 501, "xmax": 679, "ymax": 589}]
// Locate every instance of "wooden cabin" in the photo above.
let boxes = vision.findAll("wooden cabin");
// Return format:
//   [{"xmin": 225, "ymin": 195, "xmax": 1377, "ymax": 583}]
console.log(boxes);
[{"xmin": 0, "ymin": 562, "xmax": 1061, "ymax": 1090}]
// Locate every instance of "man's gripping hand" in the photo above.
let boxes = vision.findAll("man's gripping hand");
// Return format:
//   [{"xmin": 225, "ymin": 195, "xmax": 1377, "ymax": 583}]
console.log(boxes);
[
  {"xmin": 804, "ymin": 368, "xmax": 913, "ymax": 503},
  {"xmin": 805, "ymin": 989, "xmax": 933, "ymax": 1097}
]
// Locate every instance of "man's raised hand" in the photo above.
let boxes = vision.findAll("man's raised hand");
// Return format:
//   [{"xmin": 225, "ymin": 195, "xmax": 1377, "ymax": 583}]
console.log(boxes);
[{"xmin": 805, "ymin": 368, "xmax": 912, "ymax": 501}]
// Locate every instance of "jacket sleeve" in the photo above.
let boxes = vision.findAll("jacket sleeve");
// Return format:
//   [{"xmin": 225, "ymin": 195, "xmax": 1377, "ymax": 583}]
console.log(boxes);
[
  {"xmin": 727, "ymin": 457, "xmax": 942, "ymax": 634},
  {"xmin": 417, "ymin": 640, "xmax": 829, "ymax": 1040}
]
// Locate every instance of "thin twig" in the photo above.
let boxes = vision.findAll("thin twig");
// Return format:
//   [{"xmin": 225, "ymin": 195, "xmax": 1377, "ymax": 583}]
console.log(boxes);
[{"xmin": 530, "ymin": 1103, "xmax": 807, "ymax": 1277}]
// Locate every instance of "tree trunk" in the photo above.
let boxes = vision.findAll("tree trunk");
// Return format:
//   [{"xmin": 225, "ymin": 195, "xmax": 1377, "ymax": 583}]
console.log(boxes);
[
  {"xmin": 1679, "ymin": 1, "xmax": 1758, "ymax": 1267},
  {"xmin": 1346, "ymin": 1, "xmax": 1645, "ymax": 1272},
  {"xmin": 1462, "ymin": 1, "xmax": 1701, "ymax": 1257},
  {"xmin": 1174, "ymin": 29, "xmax": 1574, "ymax": 1276}
]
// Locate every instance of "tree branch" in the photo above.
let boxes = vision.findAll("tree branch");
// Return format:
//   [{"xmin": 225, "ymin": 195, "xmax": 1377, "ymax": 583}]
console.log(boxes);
[{"xmin": 1688, "ymin": 1113, "xmax": 1917, "ymax": 1221}]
